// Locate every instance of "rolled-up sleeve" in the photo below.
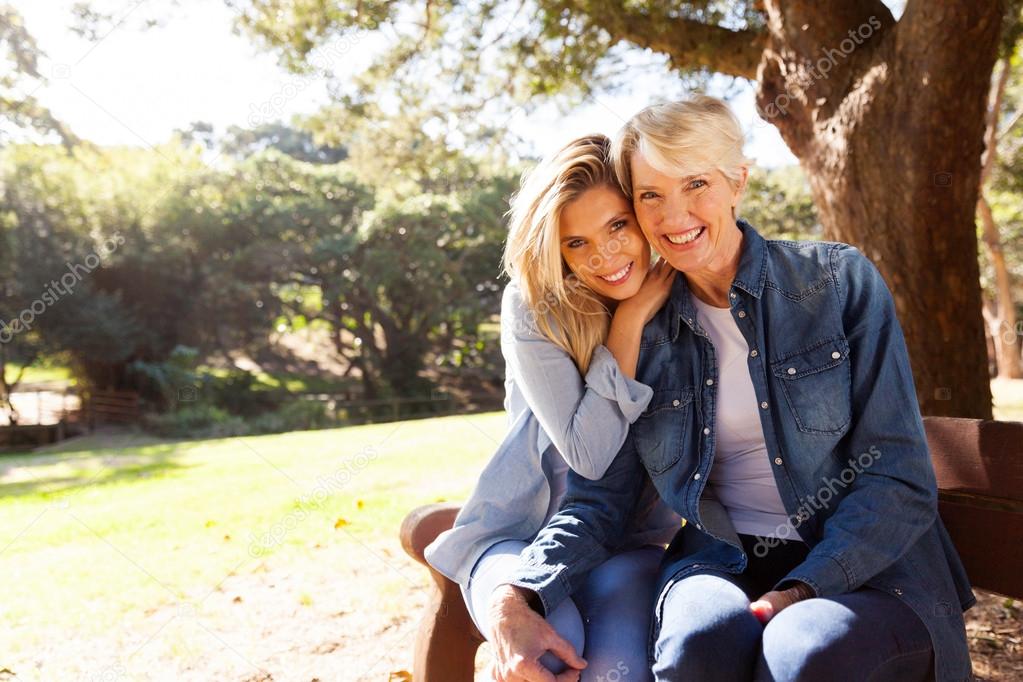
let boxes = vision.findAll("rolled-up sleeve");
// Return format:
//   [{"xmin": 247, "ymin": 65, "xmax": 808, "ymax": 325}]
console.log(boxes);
[
  {"xmin": 507, "ymin": 434, "xmax": 648, "ymax": 615},
  {"xmin": 583, "ymin": 345, "xmax": 653, "ymax": 423},
  {"xmin": 501, "ymin": 285, "xmax": 653, "ymax": 480}
]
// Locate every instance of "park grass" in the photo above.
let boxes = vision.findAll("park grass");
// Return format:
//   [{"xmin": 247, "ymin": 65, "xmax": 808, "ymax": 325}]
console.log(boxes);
[
  {"xmin": 196, "ymin": 365, "xmax": 360, "ymax": 394},
  {"xmin": 0, "ymin": 412, "xmax": 506, "ymax": 658},
  {"xmin": 4, "ymin": 362, "xmax": 75, "ymax": 386},
  {"xmin": 1, "ymin": 379, "xmax": 1019, "ymax": 669}
]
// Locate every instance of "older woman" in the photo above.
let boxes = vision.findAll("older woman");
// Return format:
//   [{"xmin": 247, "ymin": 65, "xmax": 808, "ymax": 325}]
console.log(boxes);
[{"xmin": 488, "ymin": 96, "xmax": 974, "ymax": 682}]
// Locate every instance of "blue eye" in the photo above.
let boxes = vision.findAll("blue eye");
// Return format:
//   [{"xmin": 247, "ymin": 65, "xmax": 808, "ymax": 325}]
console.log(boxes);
[
  {"xmin": 611, "ymin": 220, "xmax": 627, "ymax": 231},
  {"xmin": 689, "ymin": 178, "xmax": 707, "ymax": 190},
  {"xmin": 639, "ymin": 191, "xmax": 659, "ymax": 200},
  {"xmin": 567, "ymin": 239, "xmax": 586, "ymax": 249}
]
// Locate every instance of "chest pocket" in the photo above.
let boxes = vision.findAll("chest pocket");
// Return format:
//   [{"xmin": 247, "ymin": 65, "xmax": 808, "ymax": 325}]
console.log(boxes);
[
  {"xmin": 632, "ymin": 388, "xmax": 693, "ymax": 475},
  {"xmin": 771, "ymin": 337, "xmax": 852, "ymax": 435}
]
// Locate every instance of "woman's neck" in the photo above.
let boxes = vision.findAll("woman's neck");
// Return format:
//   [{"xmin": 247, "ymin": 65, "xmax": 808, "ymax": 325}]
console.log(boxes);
[{"xmin": 685, "ymin": 229, "xmax": 744, "ymax": 308}]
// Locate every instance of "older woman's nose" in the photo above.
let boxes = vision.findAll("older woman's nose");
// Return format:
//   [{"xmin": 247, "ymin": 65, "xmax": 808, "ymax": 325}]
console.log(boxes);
[{"xmin": 661, "ymin": 196, "xmax": 693, "ymax": 229}]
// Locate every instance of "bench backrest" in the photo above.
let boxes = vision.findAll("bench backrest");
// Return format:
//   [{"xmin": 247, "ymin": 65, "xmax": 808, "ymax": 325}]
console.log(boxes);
[{"xmin": 925, "ymin": 417, "xmax": 1023, "ymax": 599}]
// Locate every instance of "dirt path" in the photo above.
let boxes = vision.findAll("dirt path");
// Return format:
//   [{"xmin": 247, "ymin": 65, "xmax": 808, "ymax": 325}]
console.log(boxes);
[{"xmin": 1, "ymin": 534, "xmax": 1017, "ymax": 681}]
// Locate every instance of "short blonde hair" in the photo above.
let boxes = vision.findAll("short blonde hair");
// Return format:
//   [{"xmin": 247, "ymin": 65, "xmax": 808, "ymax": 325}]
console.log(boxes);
[
  {"xmin": 610, "ymin": 95, "xmax": 751, "ymax": 198},
  {"xmin": 502, "ymin": 134, "xmax": 621, "ymax": 372}
]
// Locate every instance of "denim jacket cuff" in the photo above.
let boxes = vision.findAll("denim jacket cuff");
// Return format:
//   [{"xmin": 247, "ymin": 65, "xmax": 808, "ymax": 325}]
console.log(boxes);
[
  {"xmin": 584, "ymin": 345, "xmax": 653, "ymax": 422},
  {"xmin": 506, "ymin": 564, "xmax": 573, "ymax": 617},
  {"xmin": 774, "ymin": 552, "xmax": 852, "ymax": 597}
]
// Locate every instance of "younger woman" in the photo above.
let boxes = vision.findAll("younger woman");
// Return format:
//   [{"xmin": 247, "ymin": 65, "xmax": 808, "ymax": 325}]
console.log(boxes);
[{"xmin": 425, "ymin": 134, "xmax": 680, "ymax": 680}]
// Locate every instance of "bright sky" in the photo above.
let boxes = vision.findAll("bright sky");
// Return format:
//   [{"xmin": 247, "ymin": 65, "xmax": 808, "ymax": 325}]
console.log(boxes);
[{"xmin": 13, "ymin": 0, "xmax": 800, "ymax": 166}]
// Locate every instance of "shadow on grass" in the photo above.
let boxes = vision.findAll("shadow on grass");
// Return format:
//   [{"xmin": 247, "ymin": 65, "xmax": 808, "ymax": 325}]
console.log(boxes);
[{"xmin": 0, "ymin": 443, "xmax": 193, "ymax": 499}]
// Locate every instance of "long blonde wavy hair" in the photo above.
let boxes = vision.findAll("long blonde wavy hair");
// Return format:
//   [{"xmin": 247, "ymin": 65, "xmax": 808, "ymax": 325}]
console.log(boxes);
[{"xmin": 502, "ymin": 134, "xmax": 623, "ymax": 373}]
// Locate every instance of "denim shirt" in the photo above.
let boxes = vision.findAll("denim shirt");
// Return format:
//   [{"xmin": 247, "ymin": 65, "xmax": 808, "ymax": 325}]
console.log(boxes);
[
  {"xmin": 424, "ymin": 282, "xmax": 681, "ymax": 587},
  {"xmin": 510, "ymin": 220, "xmax": 976, "ymax": 681}
]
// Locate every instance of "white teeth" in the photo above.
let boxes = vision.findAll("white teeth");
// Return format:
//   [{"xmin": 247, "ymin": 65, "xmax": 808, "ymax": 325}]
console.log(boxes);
[
  {"xmin": 599, "ymin": 262, "xmax": 632, "ymax": 283},
  {"xmin": 666, "ymin": 227, "xmax": 705, "ymax": 245}
]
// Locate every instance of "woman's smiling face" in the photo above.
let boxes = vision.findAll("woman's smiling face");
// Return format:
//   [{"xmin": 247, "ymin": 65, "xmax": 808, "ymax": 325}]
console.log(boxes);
[
  {"xmin": 559, "ymin": 184, "xmax": 651, "ymax": 301},
  {"xmin": 629, "ymin": 151, "xmax": 746, "ymax": 275}
]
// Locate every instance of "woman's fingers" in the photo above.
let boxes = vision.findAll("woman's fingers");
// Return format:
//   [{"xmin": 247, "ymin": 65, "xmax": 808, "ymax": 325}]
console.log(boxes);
[
  {"xmin": 544, "ymin": 630, "xmax": 587, "ymax": 671},
  {"xmin": 507, "ymin": 657, "xmax": 557, "ymax": 682},
  {"xmin": 749, "ymin": 598, "xmax": 775, "ymax": 624}
]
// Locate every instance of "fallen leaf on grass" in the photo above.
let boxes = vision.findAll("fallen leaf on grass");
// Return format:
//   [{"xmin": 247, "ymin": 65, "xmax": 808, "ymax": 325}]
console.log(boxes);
[{"xmin": 334, "ymin": 518, "xmax": 350, "ymax": 529}]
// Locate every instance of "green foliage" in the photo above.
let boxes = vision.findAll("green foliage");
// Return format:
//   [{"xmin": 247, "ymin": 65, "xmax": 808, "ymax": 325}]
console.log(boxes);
[
  {"xmin": 740, "ymin": 166, "xmax": 821, "ymax": 241},
  {"xmin": 141, "ymin": 398, "xmax": 338, "ymax": 439},
  {"xmin": 126, "ymin": 346, "xmax": 202, "ymax": 409},
  {"xmin": 202, "ymin": 369, "xmax": 288, "ymax": 418},
  {"xmin": 984, "ymin": 42, "xmax": 1023, "ymax": 307},
  {"xmin": 0, "ymin": 5, "xmax": 77, "ymax": 146},
  {"xmin": 141, "ymin": 404, "xmax": 249, "ymax": 439},
  {"xmin": 1, "ymin": 117, "xmax": 514, "ymax": 404}
]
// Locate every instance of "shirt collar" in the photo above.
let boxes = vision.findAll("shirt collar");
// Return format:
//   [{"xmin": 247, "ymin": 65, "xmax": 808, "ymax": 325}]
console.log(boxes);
[
  {"xmin": 731, "ymin": 218, "xmax": 768, "ymax": 299},
  {"xmin": 669, "ymin": 218, "xmax": 767, "ymax": 341}
]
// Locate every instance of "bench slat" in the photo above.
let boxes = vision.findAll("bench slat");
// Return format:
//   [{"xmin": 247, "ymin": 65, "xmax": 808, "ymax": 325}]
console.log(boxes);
[{"xmin": 925, "ymin": 417, "xmax": 1023, "ymax": 500}]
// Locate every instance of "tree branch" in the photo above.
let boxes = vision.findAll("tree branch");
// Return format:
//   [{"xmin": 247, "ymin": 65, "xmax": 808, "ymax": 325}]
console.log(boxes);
[
  {"xmin": 573, "ymin": 1, "xmax": 767, "ymax": 79},
  {"xmin": 981, "ymin": 57, "xmax": 1010, "ymax": 186}
]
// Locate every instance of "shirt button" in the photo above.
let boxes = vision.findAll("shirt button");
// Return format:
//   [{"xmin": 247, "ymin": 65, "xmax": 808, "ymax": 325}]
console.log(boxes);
[
  {"xmin": 893, "ymin": 587, "xmax": 903, "ymax": 596},
  {"xmin": 703, "ymin": 427, "xmax": 710, "ymax": 435},
  {"xmin": 695, "ymin": 523, "xmax": 702, "ymax": 530},
  {"xmin": 787, "ymin": 367, "xmax": 796, "ymax": 375},
  {"xmin": 774, "ymin": 457, "xmax": 783, "ymax": 465},
  {"xmin": 706, "ymin": 378, "xmax": 714, "ymax": 386},
  {"xmin": 730, "ymin": 292, "xmax": 737, "ymax": 299},
  {"xmin": 672, "ymin": 399, "xmax": 681, "ymax": 407},
  {"xmin": 761, "ymin": 401, "xmax": 769, "ymax": 409},
  {"xmin": 832, "ymin": 351, "xmax": 841, "ymax": 359},
  {"xmin": 750, "ymin": 349, "xmax": 759, "ymax": 358},
  {"xmin": 737, "ymin": 311, "xmax": 746, "ymax": 318},
  {"xmin": 694, "ymin": 472, "xmax": 701, "ymax": 480}
]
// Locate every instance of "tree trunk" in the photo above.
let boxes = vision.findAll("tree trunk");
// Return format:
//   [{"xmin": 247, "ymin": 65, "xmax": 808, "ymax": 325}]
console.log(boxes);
[
  {"xmin": 977, "ymin": 57, "xmax": 1023, "ymax": 380},
  {"xmin": 978, "ymin": 195, "xmax": 1023, "ymax": 378},
  {"xmin": 757, "ymin": 0, "xmax": 1001, "ymax": 418}
]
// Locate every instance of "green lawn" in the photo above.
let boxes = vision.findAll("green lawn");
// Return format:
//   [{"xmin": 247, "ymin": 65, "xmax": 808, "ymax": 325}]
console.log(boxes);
[
  {"xmin": 1, "ymin": 379, "xmax": 1018, "ymax": 665},
  {"xmin": 4, "ymin": 362, "xmax": 75, "ymax": 386},
  {"xmin": 0, "ymin": 412, "xmax": 505, "ymax": 655}
]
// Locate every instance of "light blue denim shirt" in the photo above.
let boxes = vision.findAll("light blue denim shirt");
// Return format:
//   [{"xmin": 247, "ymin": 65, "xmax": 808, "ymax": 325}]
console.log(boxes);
[
  {"xmin": 509, "ymin": 221, "xmax": 975, "ymax": 681},
  {"xmin": 425, "ymin": 281, "xmax": 681, "ymax": 587}
]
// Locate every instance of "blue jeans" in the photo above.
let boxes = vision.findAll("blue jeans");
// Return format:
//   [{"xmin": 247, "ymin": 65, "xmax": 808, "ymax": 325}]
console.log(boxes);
[
  {"xmin": 653, "ymin": 535, "xmax": 935, "ymax": 681},
  {"xmin": 464, "ymin": 539, "xmax": 662, "ymax": 682}
]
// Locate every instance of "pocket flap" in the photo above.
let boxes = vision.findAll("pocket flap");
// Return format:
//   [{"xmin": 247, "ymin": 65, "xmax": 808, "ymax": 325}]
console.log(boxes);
[
  {"xmin": 643, "ymin": 387, "xmax": 694, "ymax": 415},
  {"xmin": 771, "ymin": 337, "xmax": 850, "ymax": 380}
]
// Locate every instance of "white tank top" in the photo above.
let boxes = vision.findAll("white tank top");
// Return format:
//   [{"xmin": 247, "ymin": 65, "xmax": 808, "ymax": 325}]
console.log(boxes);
[{"xmin": 692, "ymin": 296, "xmax": 796, "ymax": 538}]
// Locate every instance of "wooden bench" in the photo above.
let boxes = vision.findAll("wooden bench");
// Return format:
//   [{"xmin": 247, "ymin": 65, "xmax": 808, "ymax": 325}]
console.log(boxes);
[{"xmin": 400, "ymin": 417, "xmax": 1023, "ymax": 682}]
